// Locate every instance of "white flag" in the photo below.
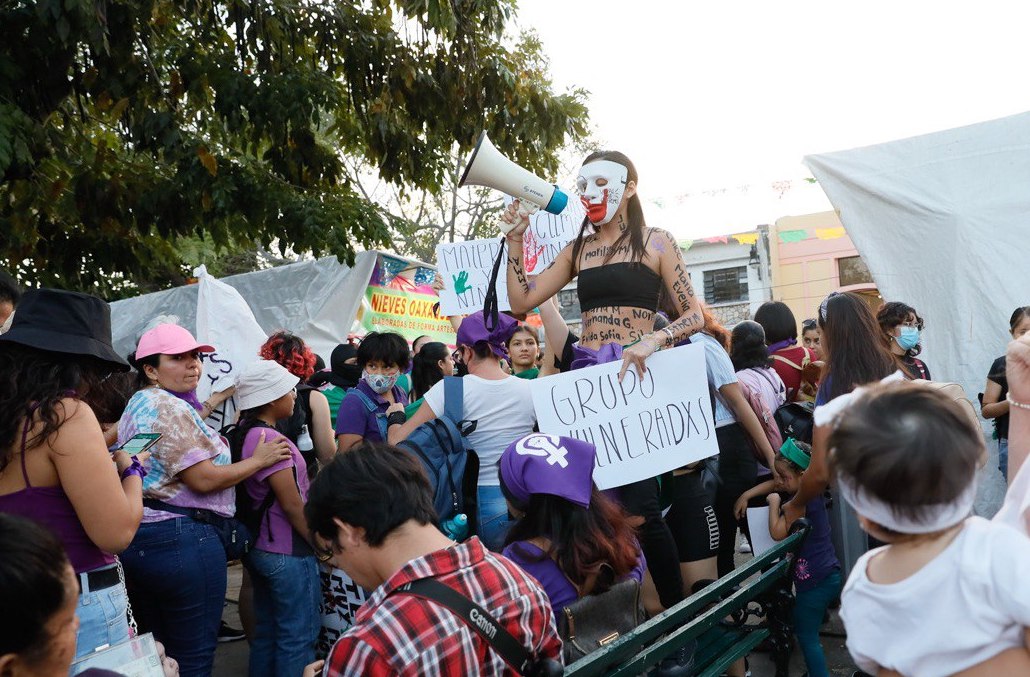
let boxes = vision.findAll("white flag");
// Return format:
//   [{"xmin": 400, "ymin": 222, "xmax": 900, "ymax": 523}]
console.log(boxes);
[{"xmin": 194, "ymin": 265, "xmax": 268, "ymax": 429}]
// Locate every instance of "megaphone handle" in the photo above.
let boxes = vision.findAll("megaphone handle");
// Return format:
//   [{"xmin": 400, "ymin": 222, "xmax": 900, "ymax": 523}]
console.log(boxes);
[{"xmin": 482, "ymin": 236, "xmax": 507, "ymax": 332}]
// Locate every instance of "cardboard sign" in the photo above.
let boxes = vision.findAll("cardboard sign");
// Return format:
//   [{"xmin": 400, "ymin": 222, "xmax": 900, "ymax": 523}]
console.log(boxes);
[
  {"xmin": 530, "ymin": 343, "xmax": 718, "ymax": 489},
  {"xmin": 436, "ymin": 239, "xmax": 510, "ymax": 316},
  {"xmin": 505, "ymin": 196, "xmax": 586, "ymax": 274}
]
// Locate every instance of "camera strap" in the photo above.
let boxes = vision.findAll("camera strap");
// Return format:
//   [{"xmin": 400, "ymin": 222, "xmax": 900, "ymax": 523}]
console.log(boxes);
[{"xmin": 390, "ymin": 577, "xmax": 540, "ymax": 675}]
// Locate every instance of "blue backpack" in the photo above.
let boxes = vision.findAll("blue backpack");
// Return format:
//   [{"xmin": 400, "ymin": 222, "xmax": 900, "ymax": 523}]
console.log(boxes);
[{"xmin": 346, "ymin": 378, "xmax": 480, "ymax": 537}]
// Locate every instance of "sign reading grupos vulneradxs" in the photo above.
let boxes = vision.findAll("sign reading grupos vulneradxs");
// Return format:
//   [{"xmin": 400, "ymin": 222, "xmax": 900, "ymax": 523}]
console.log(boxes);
[{"xmin": 529, "ymin": 343, "xmax": 718, "ymax": 489}]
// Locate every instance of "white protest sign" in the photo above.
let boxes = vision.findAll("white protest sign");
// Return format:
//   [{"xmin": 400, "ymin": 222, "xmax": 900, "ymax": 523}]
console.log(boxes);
[
  {"xmin": 436, "ymin": 239, "xmax": 510, "ymax": 316},
  {"xmin": 194, "ymin": 265, "xmax": 268, "ymax": 429},
  {"xmin": 504, "ymin": 195, "xmax": 586, "ymax": 275},
  {"xmin": 746, "ymin": 507, "xmax": 778, "ymax": 556},
  {"xmin": 530, "ymin": 342, "xmax": 718, "ymax": 489}
]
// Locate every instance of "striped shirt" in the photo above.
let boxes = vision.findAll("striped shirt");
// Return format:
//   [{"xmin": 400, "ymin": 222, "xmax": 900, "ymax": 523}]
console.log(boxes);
[{"xmin": 323, "ymin": 537, "xmax": 562, "ymax": 676}]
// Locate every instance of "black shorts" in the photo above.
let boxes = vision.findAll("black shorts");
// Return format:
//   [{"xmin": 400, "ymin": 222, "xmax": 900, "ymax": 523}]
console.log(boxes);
[{"xmin": 664, "ymin": 470, "xmax": 720, "ymax": 562}]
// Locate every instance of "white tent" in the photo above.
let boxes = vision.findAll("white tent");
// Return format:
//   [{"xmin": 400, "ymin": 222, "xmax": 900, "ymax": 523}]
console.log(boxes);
[
  {"xmin": 110, "ymin": 252, "xmax": 376, "ymax": 362},
  {"xmin": 804, "ymin": 111, "xmax": 1030, "ymax": 405}
]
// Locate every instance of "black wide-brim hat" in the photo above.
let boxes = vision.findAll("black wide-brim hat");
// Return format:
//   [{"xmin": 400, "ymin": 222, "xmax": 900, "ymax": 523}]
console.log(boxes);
[{"xmin": 0, "ymin": 288, "xmax": 130, "ymax": 372}]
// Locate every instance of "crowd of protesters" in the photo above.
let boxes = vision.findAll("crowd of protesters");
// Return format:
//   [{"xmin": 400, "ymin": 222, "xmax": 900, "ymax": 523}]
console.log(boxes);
[{"xmin": 2, "ymin": 152, "xmax": 1030, "ymax": 677}]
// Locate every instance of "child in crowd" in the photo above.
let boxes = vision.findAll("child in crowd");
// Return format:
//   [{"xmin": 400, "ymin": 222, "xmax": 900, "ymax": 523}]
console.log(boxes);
[
  {"xmin": 831, "ymin": 382, "xmax": 1030, "ymax": 676},
  {"xmin": 734, "ymin": 439, "xmax": 840, "ymax": 677}
]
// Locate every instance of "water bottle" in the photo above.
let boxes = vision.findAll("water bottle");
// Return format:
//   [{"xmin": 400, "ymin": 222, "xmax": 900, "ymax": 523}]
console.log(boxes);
[
  {"xmin": 297, "ymin": 424, "xmax": 313, "ymax": 454},
  {"xmin": 440, "ymin": 513, "xmax": 468, "ymax": 541}
]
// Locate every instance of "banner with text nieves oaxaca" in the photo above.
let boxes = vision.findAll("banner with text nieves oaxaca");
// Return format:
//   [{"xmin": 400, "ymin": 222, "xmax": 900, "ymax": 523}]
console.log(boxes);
[
  {"xmin": 436, "ymin": 239, "xmax": 510, "ymax": 317},
  {"xmin": 359, "ymin": 253, "xmax": 455, "ymax": 345},
  {"xmin": 530, "ymin": 343, "xmax": 718, "ymax": 489}
]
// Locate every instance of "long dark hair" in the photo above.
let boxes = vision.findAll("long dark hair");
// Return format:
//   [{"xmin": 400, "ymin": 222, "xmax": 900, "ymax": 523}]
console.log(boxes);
[
  {"xmin": 0, "ymin": 344, "xmax": 108, "ymax": 470},
  {"xmin": 1010, "ymin": 306, "xmax": 1030, "ymax": 332},
  {"xmin": 819, "ymin": 292, "xmax": 897, "ymax": 400},
  {"xmin": 570, "ymin": 151, "xmax": 648, "ymax": 270},
  {"xmin": 411, "ymin": 342, "xmax": 449, "ymax": 400},
  {"xmin": 730, "ymin": 320, "xmax": 771, "ymax": 371},
  {"xmin": 501, "ymin": 483, "xmax": 639, "ymax": 596}
]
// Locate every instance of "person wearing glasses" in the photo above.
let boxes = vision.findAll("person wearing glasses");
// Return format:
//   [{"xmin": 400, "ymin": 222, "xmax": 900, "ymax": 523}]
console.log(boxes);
[
  {"xmin": 877, "ymin": 301, "xmax": 931, "ymax": 380},
  {"xmin": 335, "ymin": 332, "xmax": 410, "ymax": 453}
]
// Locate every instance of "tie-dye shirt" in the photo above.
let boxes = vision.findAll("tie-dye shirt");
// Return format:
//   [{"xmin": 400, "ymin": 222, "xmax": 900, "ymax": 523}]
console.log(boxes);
[{"xmin": 118, "ymin": 388, "xmax": 234, "ymax": 522}]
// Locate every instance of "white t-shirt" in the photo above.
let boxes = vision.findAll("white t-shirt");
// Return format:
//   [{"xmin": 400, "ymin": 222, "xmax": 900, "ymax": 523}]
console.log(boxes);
[
  {"xmin": 422, "ymin": 374, "xmax": 536, "ymax": 485},
  {"xmin": 840, "ymin": 517, "xmax": 1030, "ymax": 676}
]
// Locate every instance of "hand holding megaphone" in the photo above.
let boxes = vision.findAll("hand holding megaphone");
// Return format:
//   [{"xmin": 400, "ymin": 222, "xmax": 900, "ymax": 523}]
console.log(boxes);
[
  {"xmin": 459, "ymin": 131, "xmax": 567, "ymax": 235},
  {"xmin": 499, "ymin": 199, "xmax": 534, "ymax": 237}
]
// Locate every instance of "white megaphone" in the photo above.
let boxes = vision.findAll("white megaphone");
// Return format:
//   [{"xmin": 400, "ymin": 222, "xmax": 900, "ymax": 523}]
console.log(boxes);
[{"xmin": 459, "ymin": 131, "xmax": 569, "ymax": 223}]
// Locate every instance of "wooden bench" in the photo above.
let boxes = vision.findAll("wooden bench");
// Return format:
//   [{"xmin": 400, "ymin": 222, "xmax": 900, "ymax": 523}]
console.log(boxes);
[{"xmin": 564, "ymin": 520, "xmax": 811, "ymax": 677}]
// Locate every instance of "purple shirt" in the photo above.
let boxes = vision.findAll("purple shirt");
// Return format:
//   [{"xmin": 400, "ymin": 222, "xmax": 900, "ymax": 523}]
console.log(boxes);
[
  {"xmin": 241, "ymin": 427, "xmax": 310, "ymax": 555},
  {"xmin": 334, "ymin": 380, "xmax": 408, "ymax": 442},
  {"xmin": 794, "ymin": 495, "xmax": 840, "ymax": 592},
  {"xmin": 502, "ymin": 540, "xmax": 646, "ymax": 615}
]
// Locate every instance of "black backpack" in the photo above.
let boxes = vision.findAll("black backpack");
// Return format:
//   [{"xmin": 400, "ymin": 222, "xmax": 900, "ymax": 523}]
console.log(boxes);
[
  {"xmin": 222, "ymin": 419, "xmax": 283, "ymax": 542},
  {"xmin": 774, "ymin": 400, "xmax": 816, "ymax": 445}
]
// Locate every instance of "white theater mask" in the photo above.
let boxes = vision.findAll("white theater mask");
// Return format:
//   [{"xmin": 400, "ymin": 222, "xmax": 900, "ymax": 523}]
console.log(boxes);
[{"xmin": 576, "ymin": 160, "xmax": 629, "ymax": 225}]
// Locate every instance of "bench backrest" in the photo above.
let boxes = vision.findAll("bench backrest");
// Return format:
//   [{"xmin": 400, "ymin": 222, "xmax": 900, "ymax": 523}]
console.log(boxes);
[{"xmin": 564, "ymin": 522, "xmax": 810, "ymax": 676}]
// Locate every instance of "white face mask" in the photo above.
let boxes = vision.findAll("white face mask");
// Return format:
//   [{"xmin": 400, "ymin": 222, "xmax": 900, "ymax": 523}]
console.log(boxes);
[{"xmin": 576, "ymin": 160, "xmax": 629, "ymax": 225}]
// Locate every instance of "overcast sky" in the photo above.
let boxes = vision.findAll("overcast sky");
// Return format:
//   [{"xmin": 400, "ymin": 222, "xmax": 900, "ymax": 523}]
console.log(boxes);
[{"xmin": 512, "ymin": 0, "xmax": 1030, "ymax": 236}]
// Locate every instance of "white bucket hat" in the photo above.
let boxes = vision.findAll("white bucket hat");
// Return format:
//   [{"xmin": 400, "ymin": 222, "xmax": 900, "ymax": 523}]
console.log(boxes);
[{"xmin": 236, "ymin": 360, "xmax": 299, "ymax": 411}]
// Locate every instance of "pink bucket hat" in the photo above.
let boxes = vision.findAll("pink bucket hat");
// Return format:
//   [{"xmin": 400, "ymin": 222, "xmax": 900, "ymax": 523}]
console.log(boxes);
[{"xmin": 135, "ymin": 323, "xmax": 215, "ymax": 359}]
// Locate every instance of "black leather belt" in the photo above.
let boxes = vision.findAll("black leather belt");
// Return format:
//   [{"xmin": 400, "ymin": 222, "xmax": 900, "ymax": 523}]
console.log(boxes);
[{"xmin": 78, "ymin": 565, "xmax": 120, "ymax": 594}]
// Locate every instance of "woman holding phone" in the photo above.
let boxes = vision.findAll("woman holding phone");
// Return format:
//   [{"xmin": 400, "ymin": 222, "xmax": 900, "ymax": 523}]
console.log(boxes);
[
  {"xmin": 500, "ymin": 151, "xmax": 704, "ymax": 626},
  {"xmin": 118, "ymin": 323, "xmax": 291, "ymax": 677},
  {"xmin": 0, "ymin": 289, "xmax": 144, "ymax": 659}
]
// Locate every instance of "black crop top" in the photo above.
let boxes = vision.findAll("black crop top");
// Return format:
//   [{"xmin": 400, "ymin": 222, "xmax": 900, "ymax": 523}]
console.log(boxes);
[{"xmin": 577, "ymin": 262, "xmax": 662, "ymax": 313}]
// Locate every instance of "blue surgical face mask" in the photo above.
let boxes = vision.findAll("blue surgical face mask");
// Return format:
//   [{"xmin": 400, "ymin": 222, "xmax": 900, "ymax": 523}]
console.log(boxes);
[{"xmin": 897, "ymin": 326, "xmax": 920, "ymax": 351}]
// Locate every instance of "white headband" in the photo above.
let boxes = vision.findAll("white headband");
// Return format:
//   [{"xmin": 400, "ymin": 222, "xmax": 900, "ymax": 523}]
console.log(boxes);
[{"xmin": 836, "ymin": 473, "xmax": 975, "ymax": 535}]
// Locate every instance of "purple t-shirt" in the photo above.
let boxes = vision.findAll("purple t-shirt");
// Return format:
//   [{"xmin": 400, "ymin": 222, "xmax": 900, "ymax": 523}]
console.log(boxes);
[
  {"xmin": 502, "ymin": 540, "xmax": 646, "ymax": 615},
  {"xmin": 794, "ymin": 495, "xmax": 840, "ymax": 592},
  {"xmin": 334, "ymin": 380, "xmax": 408, "ymax": 442},
  {"xmin": 241, "ymin": 427, "xmax": 311, "ymax": 556}
]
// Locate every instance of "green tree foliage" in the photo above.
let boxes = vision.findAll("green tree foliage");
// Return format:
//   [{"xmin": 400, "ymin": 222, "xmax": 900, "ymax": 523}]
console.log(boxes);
[{"xmin": 0, "ymin": 0, "xmax": 588, "ymax": 297}]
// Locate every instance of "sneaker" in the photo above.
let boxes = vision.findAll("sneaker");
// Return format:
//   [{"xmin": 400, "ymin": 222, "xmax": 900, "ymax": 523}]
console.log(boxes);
[
  {"xmin": 217, "ymin": 621, "xmax": 246, "ymax": 643},
  {"xmin": 738, "ymin": 540, "xmax": 752, "ymax": 553}
]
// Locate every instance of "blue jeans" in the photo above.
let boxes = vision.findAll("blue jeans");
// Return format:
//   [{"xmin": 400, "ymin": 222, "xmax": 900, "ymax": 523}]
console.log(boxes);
[
  {"xmin": 120, "ymin": 518, "xmax": 227, "ymax": 677},
  {"xmin": 478, "ymin": 485, "xmax": 514, "ymax": 551},
  {"xmin": 245, "ymin": 549, "xmax": 321, "ymax": 677},
  {"xmin": 1000, "ymin": 438, "xmax": 1009, "ymax": 481},
  {"xmin": 74, "ymin": 567, "xmax": 130, "ymax": 658},
  {"xmin": 792, "ymin": 569, "xmax": 842, "ymax": 677}
]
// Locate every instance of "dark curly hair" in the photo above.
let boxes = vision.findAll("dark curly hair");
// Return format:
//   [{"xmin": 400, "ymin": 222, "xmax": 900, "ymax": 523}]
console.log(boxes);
[
  {"xmin": 876, "ymin": 301, "xmax": 923, "ymax": 356},
  {"xmin": 260, "ymin": 331, "xmax": 317, "ymax": 380},
  {"xmin": 0, "ymin": 344, "xmax": 110, "ymax": 472},
  {"xmin": 730, "ymin": 320, "xmax": 772, "ymax": 371}
]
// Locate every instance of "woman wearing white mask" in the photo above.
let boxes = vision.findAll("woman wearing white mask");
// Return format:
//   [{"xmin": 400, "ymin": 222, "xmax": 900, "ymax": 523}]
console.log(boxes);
[
  {"xmin": 876, "ymin": 301, "xmax": 931, "ymax": 380},
  {"xmin": 334, "ymin": 332, "xmax": 410, "ymax": 453},
  {"xmin": 501, "ymin": 151, "xmax": 705, "ymax": 631}
]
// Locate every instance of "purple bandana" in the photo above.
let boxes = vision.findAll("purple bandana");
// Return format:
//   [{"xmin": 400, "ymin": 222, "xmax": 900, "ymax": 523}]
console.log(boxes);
[
  {"xmin": 500, "ymin": 434, "xmax": 597, "ymax": 508},
  {"xmin": 168, "ymin": 388, "xmax": 204, "ymax": 412},
  {"xmin": 767, "ymin": 338, "xmax": 796, "ymax": 353},
  {"xmin": 456, "ymin": 311, "xmax": 518, "ymax": 358},
  {"xmin": 570, "ymin": 342, "xmax": 623, "ymax": 371}
]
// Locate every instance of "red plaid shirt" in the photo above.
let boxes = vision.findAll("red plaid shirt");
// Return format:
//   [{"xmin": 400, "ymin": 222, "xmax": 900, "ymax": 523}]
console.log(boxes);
[{"xmin": 323, "ymin": 537, "xmax": 561, "ymax": 676}]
